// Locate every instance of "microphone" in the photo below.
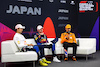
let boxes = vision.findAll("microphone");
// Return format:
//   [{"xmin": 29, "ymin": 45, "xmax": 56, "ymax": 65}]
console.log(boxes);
[
  {"xmin": 67, "ymin": 31, "xmax": 70, "ymax": 34},
  {"xmin": 66, "ymin": 31, "xmax": 70, "ymax": 40}
]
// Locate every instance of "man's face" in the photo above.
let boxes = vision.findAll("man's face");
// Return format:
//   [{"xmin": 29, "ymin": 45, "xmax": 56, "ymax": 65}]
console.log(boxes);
[
  {"xmin": 17, "ymin": 28, "xmax": 23, "ymax": 33},
  {"xmin": 65, "ymin": 28, "xmax": 71, "ymax": 32},
  {"xmin": 37, "ymin": 28, "xmax": 43, "ymax": 33}
]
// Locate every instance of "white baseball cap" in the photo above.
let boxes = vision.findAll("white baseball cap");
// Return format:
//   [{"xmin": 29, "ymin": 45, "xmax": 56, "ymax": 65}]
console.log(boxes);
[
  {"xmin": 37, "ymin": 25, "xmax": 43, "ymax": 30},
  {"xmin": 15, "ymin": 24, "xmax": 25, "ymax": 29}
]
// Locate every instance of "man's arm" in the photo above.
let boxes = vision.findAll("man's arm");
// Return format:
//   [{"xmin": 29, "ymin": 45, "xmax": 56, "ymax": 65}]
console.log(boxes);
[
  {"xmin": 14, "ymin": 37, "xmax": 27, "ymax": 47},
  {"xmin": 60, "ymin": 33, "xmax": 66, "ymax": 43},
  {"xmin": 34, "ymin": 33, "xmax": 41, "ymax": 43}
]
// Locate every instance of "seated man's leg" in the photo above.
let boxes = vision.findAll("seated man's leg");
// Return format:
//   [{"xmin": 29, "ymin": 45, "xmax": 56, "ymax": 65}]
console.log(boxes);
[
  {"xmin": 63, "ymin": 42, "xmax": 68, "ymax": 50},
  {"xmin": 72, "ymin": 43, "xmax": 77, "ymax": 61},
  {"xmin": 43, "ymin": 45, "xmax": 52, "ymax": 48},
  {"xmin": 34, "ymin": 45, "xmax": 51, "ymax": 66},
  {"xmin": 51, "ymin": 44, "xmax": 56, "ymax": 57},
  {"xmin": 67, "ymin": 43, "xmax": 77, "ymax": 61},
  {"xmin": 63, "ymin": 42, "xmax": 68, "ymax": 61},
  {"xmin": 37, "ymin": 45, "xmax": 51, "ymax": 64},
  {"xmin": 37, "ymin": 45, "xmax": 45, "ymax": 58},
  {"xmin": 72, "ymin": 43, "xmax": 77, "ymax": 57},
  {"xmin": 43, "ymin": 45, "xmax": 55, "ymax": 57},
  {"xmin": 32, "ymin": 45, "xmax": 42, "ymax": 62},
  {"xmin": 43, "ymin": 44, "xmax": 61, "ymax": 62},
  {"xmin": 43, "ymin": 44, "xmax": 56, "ymax": 57},
  {"xmin": 51, "ymin": 44, "xmax": 61, "ymax": 62},
  {"xmin": 33, "ymin": 45, "xmax": 39, "ymax": 53}
]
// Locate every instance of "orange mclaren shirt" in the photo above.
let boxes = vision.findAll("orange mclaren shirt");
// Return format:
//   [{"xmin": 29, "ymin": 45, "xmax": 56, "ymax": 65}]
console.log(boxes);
[{"xmin": 60, "ymin": 32, "xmax": 77, "ymax": 44}]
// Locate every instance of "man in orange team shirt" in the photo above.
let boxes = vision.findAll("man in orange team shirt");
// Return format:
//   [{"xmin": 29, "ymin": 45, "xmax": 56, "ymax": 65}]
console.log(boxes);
[{"xmin": 60, "ymin": 24, "xmax": 77, "ymax": 61}]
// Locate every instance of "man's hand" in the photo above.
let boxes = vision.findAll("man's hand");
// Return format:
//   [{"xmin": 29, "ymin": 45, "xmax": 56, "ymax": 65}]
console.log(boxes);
[
  {"xmin": 28, "ymin": 44, "xmax": 34, "ymax": 46},
  {"xmin": 65, "ymin": 36, "xmax": 70, "ymax": 40},
  {"xmin": 66, "ymin": 34, "xmax": 71, "ymax": 40},
  {"xmin": 73, "ymin": 41, "xmax": 75, "ymax": 43},
  {"xmin": 40, "ymin": 39, "xmax": 46, "ymax": 43},
  {"xmin": 65, "ymin": 34, "xmax": 70, "ymax": 40}
]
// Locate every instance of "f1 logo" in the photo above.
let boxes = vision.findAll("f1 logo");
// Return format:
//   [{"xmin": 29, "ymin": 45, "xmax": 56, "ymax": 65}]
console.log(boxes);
[{"xmin": 79, "ymin": 1, "xmax": 98, "ymax": 12}]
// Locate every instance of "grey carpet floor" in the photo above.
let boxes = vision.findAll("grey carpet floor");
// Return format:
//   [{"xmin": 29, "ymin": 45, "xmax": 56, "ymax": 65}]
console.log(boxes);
[{"xmin": 0, "ymin": 51, "xmax": 100, "ymax": 67}]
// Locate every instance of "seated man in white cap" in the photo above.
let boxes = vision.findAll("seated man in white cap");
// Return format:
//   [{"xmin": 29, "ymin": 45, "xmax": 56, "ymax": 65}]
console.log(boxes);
[
  {"xmin": 13, "ymin": 24, "xmax": 50, "ymax": 66},
  {"xmin": 34, "ymin": 25, "xmax": 61, "ymax": 62}
]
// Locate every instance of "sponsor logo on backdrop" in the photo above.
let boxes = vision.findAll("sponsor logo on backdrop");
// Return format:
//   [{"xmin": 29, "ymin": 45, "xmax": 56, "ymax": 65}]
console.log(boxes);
[
  {"xmin": 6, "ymin": 5, "xmax": 41, "ymax": 15},
  {"xmin": 39, "ymin": 0, "xmax": 54, "ymax": 2},
  {"xmin": 70, "ymin": 1, "xmax": 75, "ymax": 5},
  {"xmin": 58, "ymin": 9, "xmax": 69, "ymax": 13},
  {"xmin": 49, "ymin": 0, "xmax": 54, "ymax": 3},
  {"xmin": 60, "ymin": 0, "xmax": 66, "ymax": 4},
  {"xmin": 39, "ymin": 0, "xmax": 43, "ymax": 1},
  {"xmin": 18, "ymin": 0, "xmax": 32, "ymax": 2},
  {"xmin": 79, "ymin": 1, "xmax": 98, "ymax": 12},
  {"xmin": 58, "ymin": 16, "xmax": 69, "ymax": 20},
  {"xmin": 58, "ymin": 24, "xmax": 68, "ymax": 27}
]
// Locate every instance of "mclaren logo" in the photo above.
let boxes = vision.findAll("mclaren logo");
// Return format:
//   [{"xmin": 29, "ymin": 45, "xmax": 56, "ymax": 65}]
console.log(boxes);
[{"xmin": 6, "ymin": 5, "xmax": 41, "ymax": 15}]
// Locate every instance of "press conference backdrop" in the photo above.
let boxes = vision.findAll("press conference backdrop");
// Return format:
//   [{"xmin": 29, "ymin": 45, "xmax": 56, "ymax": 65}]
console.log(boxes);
[{"xmin": 0, "ymin": 0, "xmax": 99, "ymax": 56}]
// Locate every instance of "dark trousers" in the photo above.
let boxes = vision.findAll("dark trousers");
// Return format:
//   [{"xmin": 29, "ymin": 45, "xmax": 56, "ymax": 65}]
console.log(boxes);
[
  {"xmin": 36, "ymin": 45, "xmax": 45, "ymax": 59},
  {"xmin": 37, "ymin": 44, "xmax": 56, "ymax": 59},
  {"xmin": 43, "ymin": 44, "xmax": 56, "ymax": 57},
  {"xmin": 63, "ymin": 42, "xmax": 77, "ymax": 56}
]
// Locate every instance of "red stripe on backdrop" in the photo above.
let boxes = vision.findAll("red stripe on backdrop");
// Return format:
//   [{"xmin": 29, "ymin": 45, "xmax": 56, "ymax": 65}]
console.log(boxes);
[
  {"xmin": 43, "ymin": 17, "xmax": 56, "ymax": 38},
  {"xmin": 95, "ymin": 2, "xmax": 98, "ymax": 12},
  {"xmin": 79, "ymin": 11, "xmax": 85, "ymax": 12},
  {"xmin": 80, "ymin": 1, "xmax": 87, "ymax": 3}
]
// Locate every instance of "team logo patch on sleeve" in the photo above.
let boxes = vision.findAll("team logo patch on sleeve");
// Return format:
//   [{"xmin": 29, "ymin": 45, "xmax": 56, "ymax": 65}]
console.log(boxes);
[{"xmin": 17, "ymin": 41, "xmax": 20, "ymax": 44}]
